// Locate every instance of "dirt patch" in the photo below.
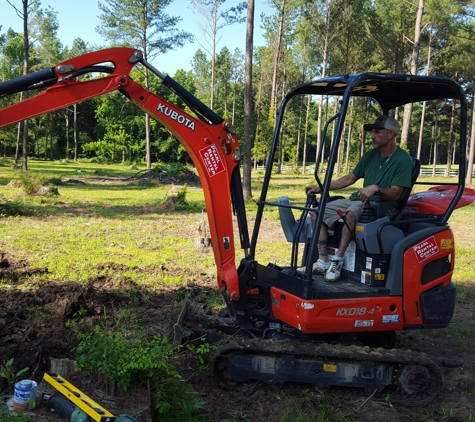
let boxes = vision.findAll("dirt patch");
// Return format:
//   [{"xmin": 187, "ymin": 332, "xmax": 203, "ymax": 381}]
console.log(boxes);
[
  {"xmin": 65, "ymin": 168, "xmax": 201, "ymax": 187},
  {"xmin": 1, "ymin": 254, "xmax": 474, "ymax": 421}
]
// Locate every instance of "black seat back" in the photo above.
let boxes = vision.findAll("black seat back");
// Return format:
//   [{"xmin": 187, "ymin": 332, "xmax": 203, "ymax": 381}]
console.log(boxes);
[
  {"xmin": 397, "ymin": 156, "xmax": 421, "ymax": 211},
  {"xmin": 373, "ymin": 157, "xmax": 421, "ymax": 219}
]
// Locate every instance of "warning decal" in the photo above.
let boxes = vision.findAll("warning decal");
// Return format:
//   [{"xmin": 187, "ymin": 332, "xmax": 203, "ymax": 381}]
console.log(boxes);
[
  {"xmin": 199, "ymin": 144, "xmax": 225, "ymax": 177},
  {"xmin": 413, "ymin": 236, "xmax": 439, "ymax": 263},
  {"xmin": 441, "ymin": 239, "xmax": 453, "ymax": 249}
]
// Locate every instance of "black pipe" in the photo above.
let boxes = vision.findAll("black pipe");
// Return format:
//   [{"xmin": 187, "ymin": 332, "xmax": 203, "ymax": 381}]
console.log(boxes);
[
  {"xmin": 0, "ymin": 67, "xmax": 57, "ymax": 96},
  {"xmin": 162, "ymin": 75, "xmax": 223, "ymax": 125}
]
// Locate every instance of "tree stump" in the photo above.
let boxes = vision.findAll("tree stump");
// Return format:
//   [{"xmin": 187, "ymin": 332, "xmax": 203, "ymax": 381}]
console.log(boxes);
[
  {"xmin": 195, "ymin": 210, "xmax": 212, "ymax": 248},
  {"xmin": 38, "ymin": 186, "xmax": 59, "ymax": 195},
  {"xmin": 50, "ymin": 358, "xmax": 77, "ymax": 378}
]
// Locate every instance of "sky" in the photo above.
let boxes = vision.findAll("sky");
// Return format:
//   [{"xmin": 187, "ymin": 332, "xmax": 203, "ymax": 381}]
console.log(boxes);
[{"xmin": 0, "ymin": 0, "xmax": 272, "ymax": 76}]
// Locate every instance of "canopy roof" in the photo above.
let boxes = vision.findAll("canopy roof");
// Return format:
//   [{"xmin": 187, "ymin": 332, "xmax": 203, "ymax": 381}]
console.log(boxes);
[{"xmin": 287, "ymin": 73, "xmax": 465, "ymax": 111}]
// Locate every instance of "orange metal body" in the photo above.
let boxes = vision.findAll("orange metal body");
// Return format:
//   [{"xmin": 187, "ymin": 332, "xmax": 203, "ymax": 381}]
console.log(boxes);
[{"xmin": 270, "ymin": 228, "xmax": 455, "ymax": 333}]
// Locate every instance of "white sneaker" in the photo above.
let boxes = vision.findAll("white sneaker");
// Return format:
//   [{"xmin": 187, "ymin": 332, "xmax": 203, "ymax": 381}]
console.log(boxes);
[
  {"xmin": 297, "ymin": 259, "xmax": 330, "ymax": 275},
  {"xmin": 324, "ymin": 258, "xmax": 344, "ymax": 282}
]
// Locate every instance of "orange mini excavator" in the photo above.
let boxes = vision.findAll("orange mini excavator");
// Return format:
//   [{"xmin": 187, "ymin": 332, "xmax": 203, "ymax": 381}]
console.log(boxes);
[{"xmin": 1, "ymin": 48, "xmax": 474, "ymax": 404}]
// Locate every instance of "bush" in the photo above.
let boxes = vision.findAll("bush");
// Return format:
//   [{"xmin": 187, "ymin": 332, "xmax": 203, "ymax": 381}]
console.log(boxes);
[
  {"xmin": 0, "ymin": 199, "xmax": 33, "ymax": 217},
  {"xmin": 17, "ymin": 171, "xmax": 43, "ymax": 195},
  {"xmin": 75, "ymin": 325, "xmax": 206, "ymax": 421}
]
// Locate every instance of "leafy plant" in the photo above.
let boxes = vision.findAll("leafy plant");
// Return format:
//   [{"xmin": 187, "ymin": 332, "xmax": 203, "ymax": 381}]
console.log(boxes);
[
  {"xmin": 230, "ymin": 410, "xmax": 251, "ymax": 421},
  {"xmin": 17, "ymin": 171, "xmax": 43, "ymax": 195},
  {"xmin": 75, "ymin": 325, "xmax": 207, "ymax": 421},
  {"xmin": 184, "ymin": 337, "xmax": 219, "ymax": 374},
  {"xmin": 0, "ymin": 358, "xmax": 29, "ymax": 395},
  {"xmin": 0, "ymin": 200, "xmax": 32, "ymax": 217},
  {"xmin": 176, "ymin": 184, "xmax": 187, "ymax": 205},
  {"xmin": 0, "ymin": 406, "xmax": 32, "ymax": 421}
]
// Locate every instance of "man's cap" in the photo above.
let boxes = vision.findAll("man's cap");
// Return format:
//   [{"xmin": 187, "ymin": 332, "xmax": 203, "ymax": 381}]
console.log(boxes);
[{"xmin": 364, "ymin": 115, "xmax": 400, "ymax": 133}]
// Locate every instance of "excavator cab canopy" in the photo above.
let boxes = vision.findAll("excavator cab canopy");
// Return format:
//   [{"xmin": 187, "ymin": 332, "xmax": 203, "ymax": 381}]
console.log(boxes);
[
  {"xmin": 251, "ymin": 72, "xmax": 468, "ymax": 262},
  {"xmin": 286, "ymin": 73, "xmax": 466, "ymax": 112}
]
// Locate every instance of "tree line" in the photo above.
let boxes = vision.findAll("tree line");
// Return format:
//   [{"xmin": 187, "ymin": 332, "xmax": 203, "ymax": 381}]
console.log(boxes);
[{"xmin": 1, "ymin": 0, "xmax": 475, "ymax": 185}]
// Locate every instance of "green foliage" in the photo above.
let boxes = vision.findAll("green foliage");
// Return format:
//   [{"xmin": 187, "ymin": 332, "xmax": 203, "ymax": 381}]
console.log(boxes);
[
  {"xmin": 230, "ymin": 410, "xmax": 251, "ymax": 421},
  {"xmin": 184, "ymin": 337, "xmax": 219, "ymax": 373},
  {"xmin": 75, "ymin": 326, "xmax": 179, "ymax": 391},
  {"xmin": 0, "ymin": 358, "xmax": 29, "ymax": 395},
  {"xmin": 17, "ymin": 171, "xmax": 43, "ymax": 195},
  {"xmin": 75, "ymin": 324, "xmax": 207, "ymax": 421},
  {"xmin": 0, "ymin": 407, "xmax": 32, "ymax": 422},
  {"xmin": 0, "ymin": 199, "xmax": 33, "ymax": 217},
  {"xmin": 176, "ymin": 184, "xmax": 187, "ymax": 205}
]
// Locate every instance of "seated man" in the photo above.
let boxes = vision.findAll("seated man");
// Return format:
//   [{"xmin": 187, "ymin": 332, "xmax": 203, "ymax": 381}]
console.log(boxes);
[{"xmin": 299, "ymin": 115, "xmax": 413, "ymax": 282}]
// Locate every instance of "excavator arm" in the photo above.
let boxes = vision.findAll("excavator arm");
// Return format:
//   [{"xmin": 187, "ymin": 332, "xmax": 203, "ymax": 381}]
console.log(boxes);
[{"xmin": 0, "ymin": 47, "xmax": 248, "ymax": 301}]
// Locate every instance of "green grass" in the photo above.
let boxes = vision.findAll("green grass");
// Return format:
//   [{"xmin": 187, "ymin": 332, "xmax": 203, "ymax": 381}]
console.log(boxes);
[
  {"xmin": 0, "ymin": 160, "xmax": 214, "ymax": 287},
  {"xmin": 1, "ymin": 160, "xmax": 473, "ymax": 285}
]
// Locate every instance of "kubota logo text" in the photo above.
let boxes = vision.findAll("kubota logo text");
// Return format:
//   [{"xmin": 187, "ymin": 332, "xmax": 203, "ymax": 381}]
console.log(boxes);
[{"xmin": 157, "ymin": 103, "xmax": 195, "ymax": 130}]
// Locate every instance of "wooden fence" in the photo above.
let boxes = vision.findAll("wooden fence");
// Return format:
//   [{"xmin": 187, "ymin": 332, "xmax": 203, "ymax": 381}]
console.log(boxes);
[{"xmin": 255, "ymin": 164, "xmax": 475, "ymax": 177}]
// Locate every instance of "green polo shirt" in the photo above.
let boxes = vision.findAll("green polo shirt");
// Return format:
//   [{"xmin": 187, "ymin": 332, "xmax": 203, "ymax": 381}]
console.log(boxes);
[{"xmin": 349, "ymin": 146, "xmax": 413, "ymax": 203}]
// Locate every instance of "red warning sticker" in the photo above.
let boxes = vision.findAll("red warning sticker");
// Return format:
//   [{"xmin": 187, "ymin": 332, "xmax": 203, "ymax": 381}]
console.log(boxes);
[
  {"xmin": 413, "ymin": 236, "xmax": 439, "ymax": 263},
  {"xmin": 199, "ymin": 144, "xmax": 225, "ymax": 177}
]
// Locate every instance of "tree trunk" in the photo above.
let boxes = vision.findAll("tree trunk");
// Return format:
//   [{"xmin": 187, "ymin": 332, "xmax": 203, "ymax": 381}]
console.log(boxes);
[
  {"xmin": 253, "ymin": 75, "xmax": 263, "ymax": 170},
  {"xmin": 65, "ymin": 110, "xmax": 70, "ymax": 160},
  {"xmin": 242, "ymin": 0, "xmax": 254, "ymax": 200},
  {"xmin": 21, "ymin": 0, "xmax": 30, "ymax": 171},
  {"xmin": 302, "ymin": 96, "xmax": 310, "ymax": 174},
  {"xmin": 295, "ymin": 96, "xmax": 304, "ymax": 168},
  {"xmin": 15, "ymin": 121, "xmax": 21, "ymax": 163},
  {"xmin": 466, "ymin": 90, "xmax": 475, "ymax": 186},
  {"xmin": 316, "ymin": 1, "xmax": 333, "ymax": 168},
  {"xmin": 446, "ymin": 100, "xmax": 456, "ymax": 177},
  {"xmin": 432, "ymin": 110, "xmax": 438, "ymax": 176},
  {"xmin": 210, "ymin": 2, "xmax": 218, "ymax": 110},
  {"xmin": 401, "ymin": 0, "xmax": 424, "ymax": 150},
  {"xmin": 74, "ymin": 103, "xmax": 78, "ymax": 162},
  {"xmin": 417, "ymin": 29, "xmax": 432, "ymax": 161},
  {"xmin": 144, "ymin": 67, "xmax": 151, "ymax": 169},
  {"xmin": 270, "ymin": 0, "xmax": 285, "ymax": 126}
]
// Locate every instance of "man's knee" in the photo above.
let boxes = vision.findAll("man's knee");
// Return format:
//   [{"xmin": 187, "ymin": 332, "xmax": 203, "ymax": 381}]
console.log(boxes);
[{"xmin": 345, "ymin": 210, "xmax": 356, "ymax": 225}]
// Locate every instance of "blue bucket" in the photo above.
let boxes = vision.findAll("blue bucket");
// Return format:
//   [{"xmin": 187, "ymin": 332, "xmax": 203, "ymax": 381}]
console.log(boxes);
[{"xmin": 13, "ymin": 379, "xmax": 37, "ymax": 410}]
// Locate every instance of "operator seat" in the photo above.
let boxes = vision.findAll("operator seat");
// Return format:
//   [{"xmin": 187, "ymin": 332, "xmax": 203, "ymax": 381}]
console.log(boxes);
[{"xmin": 370, "ymin": 157, "xmax": 421, "ymax": 220}]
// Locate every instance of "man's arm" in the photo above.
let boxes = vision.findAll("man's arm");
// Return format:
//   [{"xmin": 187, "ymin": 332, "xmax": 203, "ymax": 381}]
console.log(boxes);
[
  {"xmin": 358, "ymin": 184, "xmax": 405, "ymax": 203},
  {"xmin": 306, "ymin": 173, "xmax": 358, "ymax": 194}
]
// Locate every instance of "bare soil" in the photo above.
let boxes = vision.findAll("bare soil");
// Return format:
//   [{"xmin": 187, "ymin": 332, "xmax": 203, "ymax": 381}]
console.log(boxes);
[{"xmin": 1, "ymin": 251, "xmax": 474, "ymax": 422}]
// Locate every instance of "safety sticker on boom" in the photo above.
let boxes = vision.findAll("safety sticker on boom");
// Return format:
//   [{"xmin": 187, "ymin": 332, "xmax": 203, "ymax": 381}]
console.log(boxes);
[{"xmin": 199, "ymin": 144, "xmax": 225, "ymax": 177}]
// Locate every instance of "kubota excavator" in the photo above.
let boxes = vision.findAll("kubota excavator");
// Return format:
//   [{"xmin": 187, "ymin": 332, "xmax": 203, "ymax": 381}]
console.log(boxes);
[{"xmin": 1, "ymin": 48, "xmax": 474, "ymax": 405}]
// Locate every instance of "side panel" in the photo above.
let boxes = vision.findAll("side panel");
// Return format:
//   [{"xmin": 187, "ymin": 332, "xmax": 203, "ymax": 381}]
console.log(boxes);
[
  {"xmin": 270, "ymin": 288, "xmax": 404, "ymax": 333},
  {"xmin": 402, "ymin": 228, "xmax": 455, "ymax": 327}
]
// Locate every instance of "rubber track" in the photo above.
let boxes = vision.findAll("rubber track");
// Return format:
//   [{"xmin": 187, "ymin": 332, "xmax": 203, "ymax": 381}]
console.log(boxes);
[{"xmin": 210, "ymin": 338, "xmax": 442, "ymax": 406}]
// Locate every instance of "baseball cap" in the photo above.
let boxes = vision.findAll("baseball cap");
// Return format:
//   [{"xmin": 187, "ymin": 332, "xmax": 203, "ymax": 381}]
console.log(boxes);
[{"xmin": 363, "ymin": 115, "xmax": 400, "ymax": 133}]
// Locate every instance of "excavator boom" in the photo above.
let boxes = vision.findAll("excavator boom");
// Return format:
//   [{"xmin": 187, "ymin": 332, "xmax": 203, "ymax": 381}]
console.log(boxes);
[{"xmin": 0, "ymin": 47, "xmax": 247, "ymax": 301}]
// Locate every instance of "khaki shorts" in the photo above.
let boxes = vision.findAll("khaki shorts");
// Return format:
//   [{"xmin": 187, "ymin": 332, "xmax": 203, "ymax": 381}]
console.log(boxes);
[{"xmin": 321, "ymin": 198, "xmax": 365, "ymax": 229}]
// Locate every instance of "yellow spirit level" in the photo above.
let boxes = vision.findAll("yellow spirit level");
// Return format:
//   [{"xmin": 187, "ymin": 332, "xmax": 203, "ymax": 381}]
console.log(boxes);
[{"xmin": 43, "ymin": 373, "xmax": 115, "ymax": 422}]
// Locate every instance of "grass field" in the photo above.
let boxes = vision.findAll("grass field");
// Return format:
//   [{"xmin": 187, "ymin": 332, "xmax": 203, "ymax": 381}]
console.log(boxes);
[{"xmin": 2, "ymin": 158, "xmax": 473, "ymax": 286}]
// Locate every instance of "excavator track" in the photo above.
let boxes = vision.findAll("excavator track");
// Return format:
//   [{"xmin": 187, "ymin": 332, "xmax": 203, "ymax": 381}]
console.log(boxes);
[{"xmin": 210, "ymin": 338, "xmax": 442, "ymax": 406}]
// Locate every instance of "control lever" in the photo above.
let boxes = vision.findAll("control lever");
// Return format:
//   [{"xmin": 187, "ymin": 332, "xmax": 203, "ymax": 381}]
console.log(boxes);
[{"xmin": 337, "ymin": 208, "xmax": 356, "ymax": 242}]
